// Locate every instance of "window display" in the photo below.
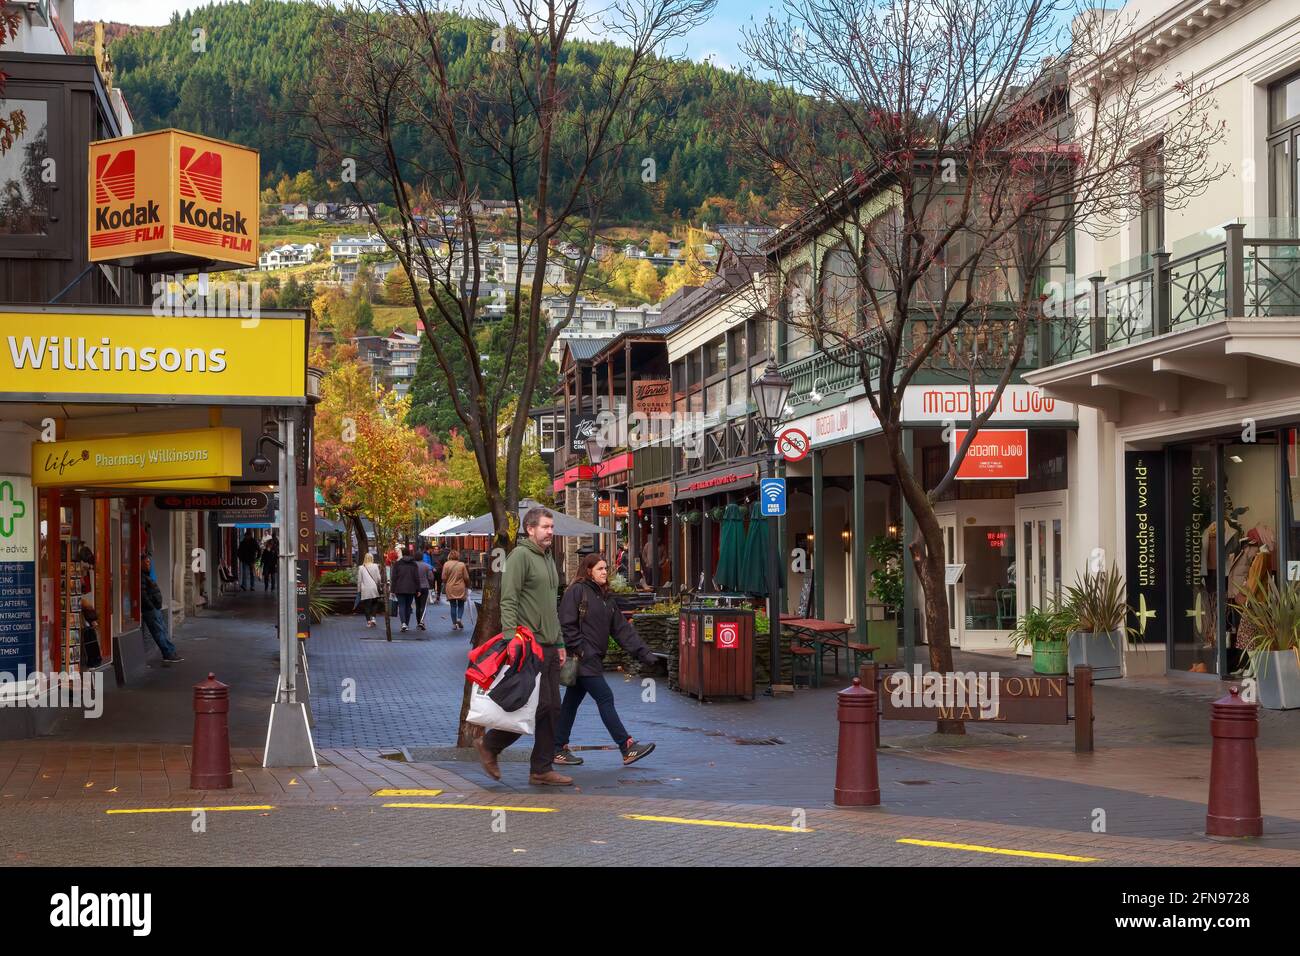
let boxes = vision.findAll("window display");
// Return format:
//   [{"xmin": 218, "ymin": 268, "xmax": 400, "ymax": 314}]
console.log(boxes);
[{"xmin": 962, "ymin": 524, "xmax": 1016, "ymax": 631}]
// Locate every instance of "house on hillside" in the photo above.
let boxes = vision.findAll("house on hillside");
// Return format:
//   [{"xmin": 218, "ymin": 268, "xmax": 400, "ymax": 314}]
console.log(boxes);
[
  {"xmin": 330, "ymin": 234, "xmax": 389, "ymax": 261},
  {"xmin": 258, "ymin": 242, "xmax": 319, "ymax": 271}
]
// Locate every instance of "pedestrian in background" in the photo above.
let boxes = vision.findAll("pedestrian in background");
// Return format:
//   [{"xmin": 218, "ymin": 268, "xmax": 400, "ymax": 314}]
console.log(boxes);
[
  {"xmin": 474, "ymin": 507, "xmax": 572, "ymax": 786},
  {"xmin": 237, "ymin": 530, "xmax": 258, "ymax": 591},
  {"xmin": 390, "ymin": 544, "xmax": 422, "ymax": 632},
  {"xmin": 260, "ymin": 535, "xmax": 279, "ymax": 591},
  {"xmin": 425, "ymin": 546, "xmax": 442, "ymax": 603},
  {"xmin": 140, "ymin": 555, "xmax": 183, "ymax": 662},
  {"xmin": 553, "ymin": 553, "xmax": 656, "ymax": 768},
  {"xmin": 415, "ymin": 555, "xmax": 434, "ymax": 631},
  {"xmin": 441, "ymin": 549, "xmax": 469, "ymax": 630},
  {"xmin": 357, "ymin": 552, "xmax": 382, "ymax": 628}
]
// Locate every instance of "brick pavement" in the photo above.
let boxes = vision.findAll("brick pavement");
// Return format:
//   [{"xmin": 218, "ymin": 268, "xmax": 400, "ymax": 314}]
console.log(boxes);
[
  {"xmin": 8, "ymin": 593, "xmax": 1298, "ymax": 865},
  {"xmin": 1, "ymin": 789, "xmax": 1297, "ymax": 867}
]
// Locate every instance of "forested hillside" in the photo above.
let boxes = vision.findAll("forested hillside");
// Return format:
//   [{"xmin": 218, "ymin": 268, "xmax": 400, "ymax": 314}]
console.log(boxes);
[{"xmin": 83, "ymin": 0, "xmax": 790, "ymax": 224}]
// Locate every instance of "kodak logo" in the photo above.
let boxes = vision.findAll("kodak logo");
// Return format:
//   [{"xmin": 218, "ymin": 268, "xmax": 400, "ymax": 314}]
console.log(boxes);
[
  {"xmin": 178, "ymin": 200, "xmax": 248, "ymax": 235},
  {"xmin": 179, "ymin": 147, "xmax": 222, "ymax": 203},
  {"xmin": 95, "ymin": 150, "xmax": 135, "ymax": 204},
  {"xmin": 95, "ymin": 200, "xmax": 160, "ymax": 230}
]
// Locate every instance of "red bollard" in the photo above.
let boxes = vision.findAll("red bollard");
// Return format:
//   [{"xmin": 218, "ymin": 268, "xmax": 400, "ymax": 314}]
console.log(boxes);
[
  {"xmin": 191, "ymin": 673, "xmax": 233, "ymax": 790},
  {"xmin": 1206, "ymin": 685, "xmax": 1262, "ymax": 838},
  {"xmin": 834, "ymin": 677, "xmax": 880, "ymax": 807}
]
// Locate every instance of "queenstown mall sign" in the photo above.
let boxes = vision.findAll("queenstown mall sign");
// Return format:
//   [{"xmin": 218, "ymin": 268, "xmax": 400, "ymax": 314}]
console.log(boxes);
[{"xmin": 784, "ymin": 384, "xmax": 1076, "ymax": 448}]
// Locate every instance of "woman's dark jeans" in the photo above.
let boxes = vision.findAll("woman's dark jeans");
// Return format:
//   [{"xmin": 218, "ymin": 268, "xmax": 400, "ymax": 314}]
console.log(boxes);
[
  {"xmin": 396, "ymin": 593, "xmax": 415, "ymax": 626},
  {"xmin": 555, "ymin": 674, "xmax": 630, "ymax": 753},
  {"xmin": 449, "ymin": 598, "xmax": 465, "ymax": 624}
]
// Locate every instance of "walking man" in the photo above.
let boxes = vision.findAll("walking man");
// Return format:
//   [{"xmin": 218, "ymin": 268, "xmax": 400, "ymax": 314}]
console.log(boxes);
[
  {"xmin": 237, "ymin": 530, "xmax": 258, "ymax": 591},
  {"xmin": 414, "ymin": 554, "xmax": 434, "ymax": 630},
  {"xmin": 474, "ymin": 507, "xmax": 571, "ymax": 786},
  {"xmin": 141, "ymin": 556, "xmax": 183, "ymax": 663},
  {"xmin": 391, "ymin": 544, "xmax": 422, "ymax": 632}
]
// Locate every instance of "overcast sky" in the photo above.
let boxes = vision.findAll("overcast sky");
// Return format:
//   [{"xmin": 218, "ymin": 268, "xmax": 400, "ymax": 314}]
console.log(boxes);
[{"xmin": 74, "ymin": 0, "xmax": 774, "ymax": 68}]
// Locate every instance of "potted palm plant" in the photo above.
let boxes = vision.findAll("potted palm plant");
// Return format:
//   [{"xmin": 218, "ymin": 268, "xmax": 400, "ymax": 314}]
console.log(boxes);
[
  {"xmin": 1065, "ymin": 564, "xmax": 1131, "ymax": 680},
  {"xmin": 1237, "ymin": 578, "xmax": 1300, "ymax": 710},
  {"xmin": 1010, "ymin": 602, "xmax": 1070, "ymax": 675}
]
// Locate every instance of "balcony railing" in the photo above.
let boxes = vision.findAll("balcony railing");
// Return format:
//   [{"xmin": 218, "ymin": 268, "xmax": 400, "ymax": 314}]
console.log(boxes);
[
  {"xmin": 781, "ymin": 307, "xmax": 1039, "ymax": 409},
  {"xmin": 1047, "ymin": 221, "xmax": 1300, "ymax": 362}
]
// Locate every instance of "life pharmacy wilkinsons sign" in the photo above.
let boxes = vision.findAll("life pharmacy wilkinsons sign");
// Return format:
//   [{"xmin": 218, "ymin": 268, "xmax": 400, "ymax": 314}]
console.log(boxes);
[{"xmin": 0, "ymin": 308, "xmax": 305, "ymax": 404}]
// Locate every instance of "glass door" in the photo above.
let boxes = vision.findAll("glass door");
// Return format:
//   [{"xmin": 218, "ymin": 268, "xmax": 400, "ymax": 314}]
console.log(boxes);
[
  {"xmin": 1016, "ymin": 504, "xmax": 1065, "ymax": 653},
  {"xmin": 937, "ymin": 512, "xmax": 959, "ymax": 646}
]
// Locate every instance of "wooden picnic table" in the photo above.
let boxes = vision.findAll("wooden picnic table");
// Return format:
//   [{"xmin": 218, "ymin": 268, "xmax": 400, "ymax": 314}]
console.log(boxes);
[{"xmin": 782, "ymin": 618, "xmax": 855, "ymax": 687}]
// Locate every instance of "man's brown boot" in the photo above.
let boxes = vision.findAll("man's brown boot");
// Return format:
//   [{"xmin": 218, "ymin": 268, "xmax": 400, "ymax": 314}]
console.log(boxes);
[
  {"xmin": 528, "ymin": 770, "xmax": 574, "ymax": 786},
  {"xmin": 473, "ymin": 736, "xmax": 501, "ymax": 781}
]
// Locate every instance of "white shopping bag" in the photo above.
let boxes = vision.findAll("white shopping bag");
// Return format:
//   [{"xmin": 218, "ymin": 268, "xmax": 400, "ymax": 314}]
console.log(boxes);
[
  {"xmin": 461, "ymin": 595, "xmax": 479, "ymax": 635},
  {"xmin": 466, "ymin": 665, "xmax": 540, "ymax": 735}
]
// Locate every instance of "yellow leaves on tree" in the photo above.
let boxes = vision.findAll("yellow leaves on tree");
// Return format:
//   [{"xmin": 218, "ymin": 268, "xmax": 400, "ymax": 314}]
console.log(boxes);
[{"xmin": 347, "ymin": 402, "xmax": 436, "ymax": 546}]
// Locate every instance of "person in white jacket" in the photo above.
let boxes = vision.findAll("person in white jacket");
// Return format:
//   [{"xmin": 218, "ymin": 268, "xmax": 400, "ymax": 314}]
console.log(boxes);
[{"xmin": 357, "ymin": 552, "xmax": 383, "ymax": 628}]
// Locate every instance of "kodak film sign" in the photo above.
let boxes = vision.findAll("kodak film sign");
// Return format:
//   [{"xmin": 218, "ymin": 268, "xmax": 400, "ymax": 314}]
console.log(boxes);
[{"xmin": 88, "ymin": 129, "xmax": 259, "ymax": 270}]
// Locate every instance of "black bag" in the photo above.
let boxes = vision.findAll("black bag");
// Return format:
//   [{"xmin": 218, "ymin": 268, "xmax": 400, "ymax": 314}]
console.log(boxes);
[
  {"xmin": 488, "ymin": 642, "xmax": 544, "ymax": 712},
  {"xmin": 82, "ymin": 625, "xmax": 103, "ymax": 669}
]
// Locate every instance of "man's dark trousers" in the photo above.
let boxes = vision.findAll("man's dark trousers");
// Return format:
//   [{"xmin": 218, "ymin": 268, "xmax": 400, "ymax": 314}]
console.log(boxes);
[{"xmin": 483, "ymin": 645, "xmax": 561, "ymax": 775}]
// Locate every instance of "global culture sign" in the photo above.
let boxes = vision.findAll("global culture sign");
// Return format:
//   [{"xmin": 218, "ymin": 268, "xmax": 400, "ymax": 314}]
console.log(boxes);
[{"xmin": 1125, "ymin": 451, "xmax": 1166, "ymax": 644}]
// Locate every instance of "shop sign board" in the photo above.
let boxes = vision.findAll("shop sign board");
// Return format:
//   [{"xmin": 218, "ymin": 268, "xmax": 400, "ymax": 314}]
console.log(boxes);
[
  {"xmin": 633, "ymin": 379, "xmax": 672, "ymax": 416},
  {"xmin": 598, "ymin": 500, "xmax": 629, "ymax": 518},
  {"xmin": 154, "ymin": 491, "xmax": 269, "ymax": 511},
  {"xmin": 1125, "ymin": 451, "xmax": 1166, "ymax": 643},
  {"xmin": 568, "ymin": 412, "xmax": 599, "ymax": 455},
  {"xmin": 904, "ymin": 384, "xmax": 1074, "ymax": 423},
  {"xmin": 677, "ymin": 468, "xmax": 757, "ymax": 497},
  {"xmin": 296, "ymin": 559, "xmax": 311, "ymax": 640},
  {"xmin": 89, "ymin": 129, "xmax": 259, "ymax": 270},
  {"xmin": 0, "ymin": 476, "xmax": 36, "ymax": 675},
  {"xmin": 880, "ymin": 670, "xmax": 1069, "ymax": 723},
  {"xmin": 0, "ymin": 308, "xmax": 306, "ymax": 405},
  {"xmin": 633, "ymin": 483, "xmax": 672, "ymax": 509},
  {"xmin": 952, "ymin": 429, "xmax": 1029, "ymax": 480},
  {"xmin": 32, "ymin": 428, "xmax": 243, "ymax": 489}
]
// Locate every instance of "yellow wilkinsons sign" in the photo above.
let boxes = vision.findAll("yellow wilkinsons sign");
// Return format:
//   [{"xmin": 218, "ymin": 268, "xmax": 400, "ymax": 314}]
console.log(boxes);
[
  {"xmin": 0, "ymin": 309, "xmax": 304, "ymax": 404},
  {"xmin": 9, "ymin": 336, "xmax": 228, "ymax": 373},
  {"xmin": 32, "ymin": 428, "xmax": 243, "ymax": 489}
]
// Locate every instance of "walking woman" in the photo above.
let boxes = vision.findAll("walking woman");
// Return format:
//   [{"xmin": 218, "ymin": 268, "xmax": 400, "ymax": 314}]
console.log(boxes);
[
  {"xmin": 553, "ymin": 553, "xmax": 656, "ymax": 767},
  {"xmin": 441, "ymin": 549, "xmax": 469, "ymax": 630},
  {"xmin": 260, "ymin": 536, "xmax": 278, "ymax": 591},
  {"xmin": 357, "ymin": 552, "xmax": 383, "ymax": 628}
]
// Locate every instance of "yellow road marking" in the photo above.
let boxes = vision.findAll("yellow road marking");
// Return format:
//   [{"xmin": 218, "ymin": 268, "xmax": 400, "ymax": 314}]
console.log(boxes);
[
  {"xmin": 105, "ymin": 806, "xmax": 275, "ymax": 815},
  {"xmin": 382, "ymin": 802, "xmax": 556, "ymax": 813},
  {"xmin": 623, "ymin": 814, "xmax": 813, "ymax": 833},
  {"xmin": 371, "ymin": 788, "xmax": 444, "ymax": 797},
  {"xmin": 897, "ymin": 838, "xmax": 1099, "ymax": 862}
]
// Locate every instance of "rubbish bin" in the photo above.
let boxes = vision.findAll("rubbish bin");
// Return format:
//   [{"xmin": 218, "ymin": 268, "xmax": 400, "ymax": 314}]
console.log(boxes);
[{"xmin": 677, "ymin": 603, "xmax": 755, "ymax": 701}]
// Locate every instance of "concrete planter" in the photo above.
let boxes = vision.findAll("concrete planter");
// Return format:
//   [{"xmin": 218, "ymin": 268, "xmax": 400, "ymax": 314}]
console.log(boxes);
[
  {"xmin": 1068, "ymin": 630, "xmax": 1124, "ymax": 680},
  {"xmin": 1251, "ymin": 649, "xmax": 1300, "ymax": 710}
]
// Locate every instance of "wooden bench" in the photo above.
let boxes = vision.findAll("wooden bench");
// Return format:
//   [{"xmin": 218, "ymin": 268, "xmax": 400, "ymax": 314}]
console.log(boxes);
[
  {"xmin": 846, "ymin": 642, "xmax": 879, "ymax": 669},
  {"xmin": 789, "ymin": 644, "xmax": 816, "ymax": 687}
]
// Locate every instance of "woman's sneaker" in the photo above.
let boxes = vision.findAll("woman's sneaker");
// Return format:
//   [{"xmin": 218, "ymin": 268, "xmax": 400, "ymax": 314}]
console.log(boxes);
[
  {"xmin": 622, "ymin": 740, "xmax": 655, "ymax": 766},
  {"xmin": 553, "ymin": 747, "xmax": 584, "ymax": 766}
]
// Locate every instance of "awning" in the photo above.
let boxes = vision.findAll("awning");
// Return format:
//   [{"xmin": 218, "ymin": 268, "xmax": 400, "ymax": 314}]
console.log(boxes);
[
  {"xmin": 420, "ymin": 515, "xmax": 469, "ymax": 537},
  {"xmin": 442, "ymin": 499, "xmax": 608, "ymax": 537},
  {"xmin": 316, "ymin": 515, "xmax": 344, "ymax": 534}
]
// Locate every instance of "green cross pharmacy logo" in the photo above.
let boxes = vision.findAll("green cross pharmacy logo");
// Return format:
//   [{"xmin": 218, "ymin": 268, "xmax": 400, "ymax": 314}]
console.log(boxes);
[{"xmin": 0, "ymin": 481, "xmax": 27, "ymax": 538}]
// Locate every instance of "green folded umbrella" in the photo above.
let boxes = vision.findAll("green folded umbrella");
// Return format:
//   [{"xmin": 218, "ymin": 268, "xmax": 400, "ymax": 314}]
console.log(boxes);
[
  {"xmin": 713, "ymin": 502, "xmax": 745, "ymax": 592},
  {"xmin": 739, "ymin": 501, "xmax": 785, "ymax": 597}
]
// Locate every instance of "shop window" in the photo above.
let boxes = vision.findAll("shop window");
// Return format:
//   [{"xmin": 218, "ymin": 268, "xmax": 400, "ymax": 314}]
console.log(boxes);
[
  {"xmin": 750, "ymin": 316, "xmax": 772, "ymax": 360},
  {"xmin": 962, "ymin": 524, "xmax": 1016, "ymax": 631},
  {"xmin": 1219, "ymin": 440, "xmax": 1279, "ymax": 675},
  {"xmin": 1021, "ymin": 429, "xmax": 1068, "ymax": 492},
  {"xmin": 783, "ymin": 264, "xmax": 813, "ymax": 363},
  {"xmin": 818, "ymin": 243, "xmax": 859, "ymax": 333},
  {"xmin": 706, "ymin": 381, "xmax": 725, "ymax": 416},
  {"xmin": 0, "ymin": 88, "xmax": 68, "ymax": 254},
  {"xmin": 1138, "ymin": 140, "xmax": 1165, "ymax": 256}
]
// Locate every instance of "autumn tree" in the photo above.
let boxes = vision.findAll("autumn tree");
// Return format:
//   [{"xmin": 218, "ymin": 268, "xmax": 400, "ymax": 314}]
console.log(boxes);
[
  {"xmin": 307, "ymin": 0, "xmax": 715, "ymax": 743},
  {"xmin": 730, "ymin": 0, "xmax": 1225, "ymax": 731}
]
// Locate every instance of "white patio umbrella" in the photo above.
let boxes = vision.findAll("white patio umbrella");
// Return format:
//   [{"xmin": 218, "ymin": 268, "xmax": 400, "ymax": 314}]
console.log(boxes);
[{"xmin": 420, "ymin": 514, "xmax": 469, "ymax": 537}]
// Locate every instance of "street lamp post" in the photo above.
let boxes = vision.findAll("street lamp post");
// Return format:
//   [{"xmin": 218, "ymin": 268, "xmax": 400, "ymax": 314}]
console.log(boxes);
[
  {"xmin": 751, "ymin": 361, "xmax": 793, "ymax": 694},
  {"xmin": 585, "ymin": 437, "xmax": 609, "ymax": 568}
]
